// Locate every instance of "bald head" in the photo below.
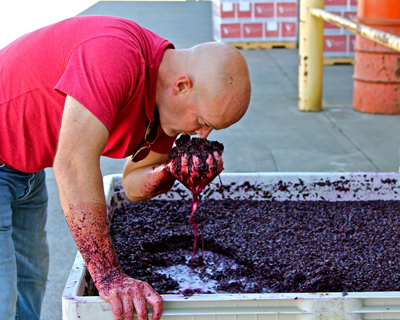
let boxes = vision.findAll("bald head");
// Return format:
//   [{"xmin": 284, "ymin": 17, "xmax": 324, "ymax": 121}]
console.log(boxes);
[
  {"xmin": 156, "ymin": 42, "xmax": 251, "ymax": 137},
  {"xmin": 187, "ymin": 42, "xmax": 251, "ymax": 127}
]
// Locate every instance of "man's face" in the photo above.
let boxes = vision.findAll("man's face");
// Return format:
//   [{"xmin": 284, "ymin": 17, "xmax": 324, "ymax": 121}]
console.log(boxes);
[
  {"xmin": 159, "ymin": 101, "xmax": 215, "ymax": 139},
  {"xmin": 158, "ymin": 80, "xmax": 244, "ymax": 140}
]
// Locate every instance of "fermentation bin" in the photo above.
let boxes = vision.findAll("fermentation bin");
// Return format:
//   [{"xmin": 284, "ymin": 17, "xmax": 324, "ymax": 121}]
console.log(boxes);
[{"xmin": 63, "ymin": 172, "xmax": 400, "ymax": 320}]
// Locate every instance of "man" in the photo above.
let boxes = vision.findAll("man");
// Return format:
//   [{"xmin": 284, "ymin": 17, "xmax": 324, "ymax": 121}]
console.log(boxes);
[{"xmin": 0, "ymin": 15, "xmax": 251, "ymax": 320}]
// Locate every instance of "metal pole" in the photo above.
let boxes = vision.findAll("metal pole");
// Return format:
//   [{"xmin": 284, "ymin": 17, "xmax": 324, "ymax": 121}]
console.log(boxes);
[
  {"xmin": 298, "ymin": 0, "xmax": 325, "ymax": 112},
  {"xmin": 311, "ymin": 8, "xmax": 400, "ymax": 52}
]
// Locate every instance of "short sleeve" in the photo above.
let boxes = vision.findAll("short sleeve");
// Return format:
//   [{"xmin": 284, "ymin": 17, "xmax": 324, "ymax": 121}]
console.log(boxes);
[{"xmin": 55, "ymin": 36, "xmax": 141, "ymax": 132}]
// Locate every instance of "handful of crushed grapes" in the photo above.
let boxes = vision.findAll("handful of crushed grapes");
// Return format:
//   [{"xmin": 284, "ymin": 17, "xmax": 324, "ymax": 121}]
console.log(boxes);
[{"xmin": 167, "ymin": 135, "xmax": 224, "ymax": 186}]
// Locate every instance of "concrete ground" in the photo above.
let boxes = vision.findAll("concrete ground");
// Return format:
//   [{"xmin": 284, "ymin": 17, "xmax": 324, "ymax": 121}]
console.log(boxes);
[{"xmin": 40, "ymin": 1, "xmax": 400, "ymax": 319}]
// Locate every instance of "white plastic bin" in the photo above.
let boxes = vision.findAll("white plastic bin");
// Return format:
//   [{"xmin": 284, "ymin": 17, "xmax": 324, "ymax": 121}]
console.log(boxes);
[{"xmin": 63, "ymin": 172, "xmax": 400, "ymax": 320}]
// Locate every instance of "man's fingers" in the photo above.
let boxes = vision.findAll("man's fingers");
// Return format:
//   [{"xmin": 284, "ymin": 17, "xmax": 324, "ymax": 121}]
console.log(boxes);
[
  {"xmin": 109, "ymin": 295, "xmax": 124, "ymax": 320},
  {"xmin": 180, "ymin": 154, "xmax": 189, "ymax": 176},
  {"xmin": 132, "ymin": 293, "xmax": 149, "ymax": 320},
  {"xmin": 170, "ymin": 151, "xmax": 223, "ymax": 189},
  {"xmin": 204, "ymin": 152, "xmax": 223, "ymax": 179},
  {"xmin": 190, "ymin": 156, "xmax": 200, "ymax": 179},
  {"xmin": 144, "ymin": 288, "xmax": 164, "ymax": 320},
  {"xmin": 151, "ymin": 301, "xmax": 163, "ymax": 320},
  {"xmin": 97, "ymin": 276, "xmax": 164, "ymax": 320},
  {"xmin": 213, "ymin": 151, "xmax": 224, "ymax": 174},
  {"xmin": 204, "ymin": 154, "xmax": 215, "ymax": 179},
  {"xmin": 121, "ymin": 294, "xmax": 134, "ymax": 320}
]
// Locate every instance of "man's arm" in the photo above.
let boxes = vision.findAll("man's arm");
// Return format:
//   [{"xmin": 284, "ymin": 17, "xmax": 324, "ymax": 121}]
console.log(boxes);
[
  {"xmin": 122, "ymin": 151, "xmax": 176, "ymax": 202},
  {"xmin": 53, "ymin": 95, "xmax": 163, "ymax": 320}
]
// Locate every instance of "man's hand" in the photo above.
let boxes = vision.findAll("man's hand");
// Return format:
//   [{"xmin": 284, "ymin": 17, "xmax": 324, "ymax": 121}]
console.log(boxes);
[
  {"xmin": 167, "ymin": 150, "xmax": 223, "ymax": 191},
  {"xmin": 97, "ymin": 273, "xmax": 163, "ymax": 320}
]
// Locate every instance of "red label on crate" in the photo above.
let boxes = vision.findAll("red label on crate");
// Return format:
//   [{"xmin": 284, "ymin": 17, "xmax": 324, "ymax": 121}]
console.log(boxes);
[
  {"xmin": 220, "ymin": 23, "xmax": 241, "ymax": 38},
  {"xmin": 265, "ymin": 21, "xmax": 280, "ymax": 38},
  {"xmin": 276, "ymin": 2, "xmax": 297, "ymax": 18},
  {"xmin": 324, "ymin": 35, "xmax": 347, "ymax": 52},
  {"xmin": 220, "ymin": 2, "xmax": 235, "ymax": 19},
  {"xmin": 282, "ymin": 22, "xmax": 297, "ymax": 38},
  {"xmin": 325, "ymin": 0, "xmax": 347, "ymax": 5},
  {"xmin": 254, "ymin": 3, "xmax": 274, "ymax": 18},
  {"xmin": 350, "ymin": 0, "xmax": 358, "ymax": 6},
  {"xmin": 237, "ymin": 2, "xmax": 252, "ymax": 18},
  {"xmin": 349, "ymin": 34, "xmax": 356, "ymax": 52},
  {"xmin": 243, "ymin": 23, "xmax": 263, "ymax": 38},
  {"xmin": 324, "ymin": 11, "xmax": 341, "ymax": 29},
  {"xmin": 343, "ymin": 11, "xmax": 357, "ymax": 22}
]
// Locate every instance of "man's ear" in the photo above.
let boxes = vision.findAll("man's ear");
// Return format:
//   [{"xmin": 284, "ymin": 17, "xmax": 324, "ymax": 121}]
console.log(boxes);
[{"xmin": 172, "ymin": 76, "xmax": 193, "ymax": 95}]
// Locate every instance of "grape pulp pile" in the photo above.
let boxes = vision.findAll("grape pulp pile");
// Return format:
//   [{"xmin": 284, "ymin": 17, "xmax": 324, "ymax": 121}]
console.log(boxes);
[{"xmin": 110, "ymin": 199, "xmax": 400, "ymax": 294}]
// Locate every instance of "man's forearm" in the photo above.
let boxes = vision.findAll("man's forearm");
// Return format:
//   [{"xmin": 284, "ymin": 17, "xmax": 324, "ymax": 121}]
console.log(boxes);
[
  {"xmin": 53, "ymin": 153, "xmax": 122, "ymax": 284},
  {"xmin": 123, "ymin": 162, "xmax": 176, "ymax": 202},
  {"xmin": 65, "ymin": 202, "xmax": 122, "ymax": 283}
]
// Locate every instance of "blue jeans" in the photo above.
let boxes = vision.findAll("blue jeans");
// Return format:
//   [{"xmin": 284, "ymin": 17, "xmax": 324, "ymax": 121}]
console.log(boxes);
[{"xmin": 0, "ymin": 165, "xmax": 49, "ymax": 320}]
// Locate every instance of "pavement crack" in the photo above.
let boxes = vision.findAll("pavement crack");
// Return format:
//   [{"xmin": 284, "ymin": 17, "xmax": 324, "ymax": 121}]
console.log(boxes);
[
  {"xmin": 323, "ymin": 112, "xmax": 381, "ymax": 171},
  {"xmin": 269, "ymin": 149, "xmax": 279, "ymax": 172},
  {"xmin": 266, "ymin": 50, "xmax": 297, "ymax": 88}
]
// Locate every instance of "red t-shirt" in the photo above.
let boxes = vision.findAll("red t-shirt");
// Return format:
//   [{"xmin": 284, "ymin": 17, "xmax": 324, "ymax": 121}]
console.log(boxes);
[{"xmin": 0, "ymin": 15, "xmax": 176, "ymax": 173}]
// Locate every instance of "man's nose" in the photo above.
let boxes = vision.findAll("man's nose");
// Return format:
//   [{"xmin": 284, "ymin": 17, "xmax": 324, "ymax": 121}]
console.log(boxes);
[{"xmin": 196, "ymin": 127, "xmax": 213, "ymax": 139}]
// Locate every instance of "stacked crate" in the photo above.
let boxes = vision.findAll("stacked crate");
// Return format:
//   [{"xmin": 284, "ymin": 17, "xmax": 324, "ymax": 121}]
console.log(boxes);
[
  {"xmin": 212, "ymin": 0, "xmax": 298, "ymax": 49},
  {"xmin": 323, "ymin": 0, "xmax": 357, "ymax": 64}
]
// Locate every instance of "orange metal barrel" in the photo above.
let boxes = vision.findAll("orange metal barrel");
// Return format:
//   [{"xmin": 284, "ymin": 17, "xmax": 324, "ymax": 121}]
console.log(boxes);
[{"xmin": 353, "ymin": 0, "xmax": 400, "ymax": 114}]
